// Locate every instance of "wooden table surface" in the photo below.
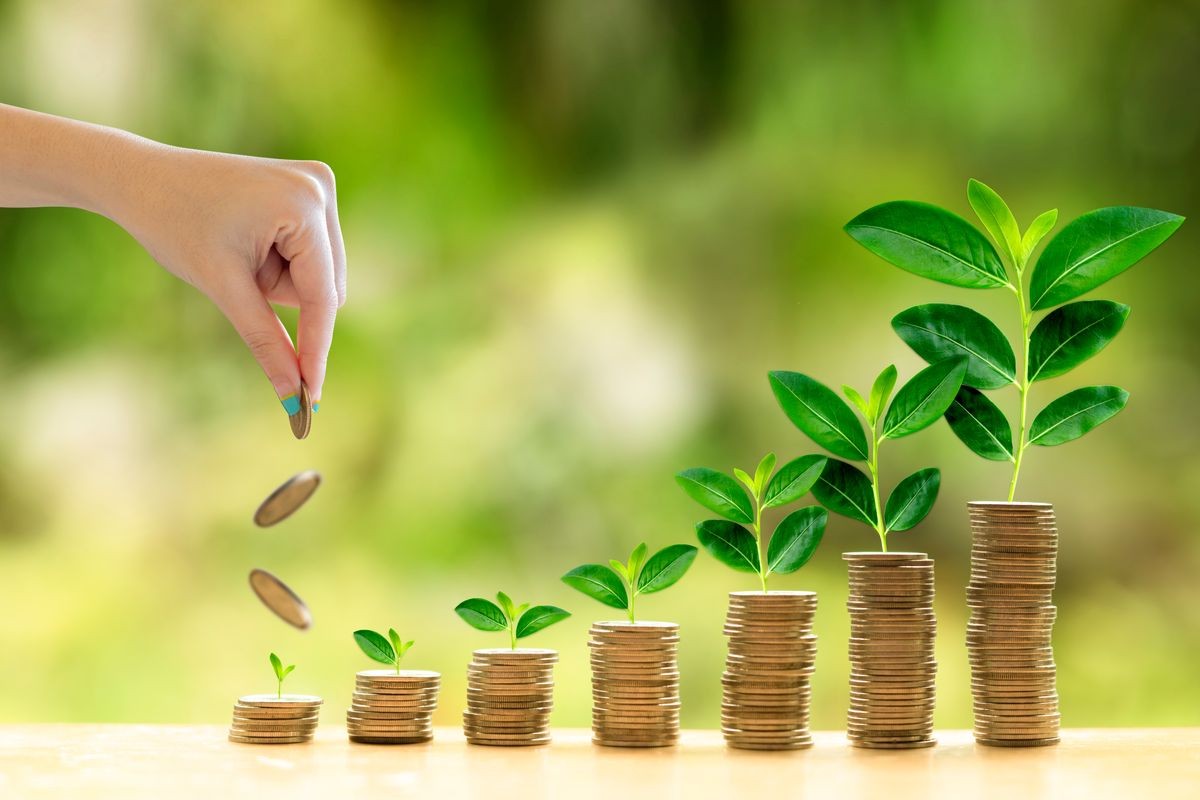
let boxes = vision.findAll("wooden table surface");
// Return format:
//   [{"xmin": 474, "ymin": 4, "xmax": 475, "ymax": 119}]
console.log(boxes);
[{"xmin": 1, "ymin": 726, "xmax": 1196, "ymax": 799}]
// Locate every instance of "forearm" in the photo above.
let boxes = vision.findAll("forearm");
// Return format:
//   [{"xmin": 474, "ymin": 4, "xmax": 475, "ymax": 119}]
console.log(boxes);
[{"xmin": 0, "ymin": 103, "xmax": 156, "ymax": 220}]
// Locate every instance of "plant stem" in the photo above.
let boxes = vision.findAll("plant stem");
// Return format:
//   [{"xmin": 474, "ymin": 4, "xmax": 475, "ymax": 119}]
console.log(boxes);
[
  {"xmin": 752, "ymin": 491, "xmax": 768, "ymax": 592},
  {"xmin": 1007, "ymin": 264, "xmax": 1034, "ymax": 501},
  {"xmin": 627, "ymin": 580, "xmax": 637, "ymax": 623},
  {"xmin": 508, "ymin": 620, "xmax": 517, "ymax": 650},
  {"xmin": 277, "ymin": 680, "xmax": 282, "ymax": 700},
  {"xmin": 865, "ymin": 422, "xmax": 887, "ymax": 552}
]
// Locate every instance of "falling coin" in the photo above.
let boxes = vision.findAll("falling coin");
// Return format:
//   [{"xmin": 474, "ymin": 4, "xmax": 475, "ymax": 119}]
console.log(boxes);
[
  {"xmin": 289, "ymin": 382, "xmax": 313, "ymax": 440},
  {"xmin": 248, "ymin": 568, "xmax": 312, "ymax": 630},
  {"xmin": 253, "ymin": 470, "xmax": 322, "ymax": 527}
]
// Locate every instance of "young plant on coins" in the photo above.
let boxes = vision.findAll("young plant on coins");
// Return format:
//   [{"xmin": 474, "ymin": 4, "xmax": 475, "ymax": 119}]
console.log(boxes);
[
  {"xmin": 675, "ymin": 452, "xmax": 830, "ymax": 589},
  {"xmin": 769, "ymin": 361, "xmax": 966, "ymax": 551},
  {"xmin": 269, "ymin": 652, "xmax": 296, "ymax": 700},
  {"xmin": 354, "ymin": 628, "xmax": 414, "ymax": 674},
  {"xmin": 455, "ymin": 592, "xmax": 570, "ymax": 649},
  {"xmin": 561, "ymin": 542, "xmax": 698, "ymax": 621},
  {"xmin": 845, "ymin": 179, "xmax": 1184, "ymax": 499}
]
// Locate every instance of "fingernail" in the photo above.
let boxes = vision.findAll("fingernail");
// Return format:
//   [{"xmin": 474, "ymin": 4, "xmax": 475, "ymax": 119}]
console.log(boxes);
[
  {"xmin": 281, "ymin": 394, "xmax": 301, "ymax": 416},
  {"xmin": 312, "ymin": 402, "xmax": 320, "ymax": 414}
]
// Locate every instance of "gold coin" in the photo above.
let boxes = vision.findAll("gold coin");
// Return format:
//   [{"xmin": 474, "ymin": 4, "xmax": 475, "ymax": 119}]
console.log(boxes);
[
  {"xmin": 253, "ymin": 470, "xmax": 322, "ymax": 527},
  {"xmin": 247, "ymin": 569, "xmax": 312, "ymax": 630},
  {"xmin": 289, "ymin": 381, "xmax": 313, "ymax": 439}
]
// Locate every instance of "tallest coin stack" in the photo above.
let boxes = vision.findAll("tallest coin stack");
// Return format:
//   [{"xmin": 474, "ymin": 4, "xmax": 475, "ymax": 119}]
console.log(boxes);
[{"xmin": 966, "ymin": 501, "xmax": 1060, "ymax": 746}]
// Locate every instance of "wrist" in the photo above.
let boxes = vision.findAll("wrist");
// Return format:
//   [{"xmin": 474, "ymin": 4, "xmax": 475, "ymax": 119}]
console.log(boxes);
[{"xmin": 0, "ymin": 104, "xmax": 162, "ymax": 223}]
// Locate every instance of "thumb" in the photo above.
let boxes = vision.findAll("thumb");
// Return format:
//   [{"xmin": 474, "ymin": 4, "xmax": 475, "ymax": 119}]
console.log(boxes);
[{"xmin": 210, "ymin": 271, "xmax": 303, "ymax": 412}]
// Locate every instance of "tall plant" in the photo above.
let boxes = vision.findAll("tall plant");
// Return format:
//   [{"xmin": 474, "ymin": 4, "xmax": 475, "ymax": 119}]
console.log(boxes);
[
  {"xmin": 845, "ymin": 180, "xmax": 1183, "ymax": 499},
  {"xmin": 769, "ymin": 359, "xmax": 966, "ymax": 551}
]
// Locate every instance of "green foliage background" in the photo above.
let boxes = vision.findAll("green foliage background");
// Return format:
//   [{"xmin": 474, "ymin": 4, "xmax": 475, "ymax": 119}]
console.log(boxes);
[{"xmin": 1, "ymin": 1, "xmax": 1197, "ymax": 728}]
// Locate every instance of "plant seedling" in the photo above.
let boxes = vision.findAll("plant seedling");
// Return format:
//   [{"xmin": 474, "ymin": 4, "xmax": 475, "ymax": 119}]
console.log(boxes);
[
  {"xmin": 845, "ymin": 180, "xmax": 1184, "ymax": 499},
  {"xmin": 769, "ymin": 360, "xmax": 967, "ymax": 551},
  {"xmin": 269, "ymin": 652, "xmax": 295, "ymax": 699},
  {"xmin": 353, "ymin": 628, "xmax": 414, "ymax": 674},
  {"xmin": 562, "ymin": 542, "xmax": 698, "ymax": 622},
  {"xmin": 455, "ymin": 592, "xmax": 570, "ymax": 649},
  {"xmin": 675, "ymin": 452, "xmax": 830, "ymax": 590}
]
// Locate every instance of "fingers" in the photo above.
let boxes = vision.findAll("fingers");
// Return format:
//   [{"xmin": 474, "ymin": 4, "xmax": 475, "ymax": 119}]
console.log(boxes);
[
  {"xmin": 275, "ymin": 219, "xmax": 338, "ymax": 403},
  {"xmin": 325, "ymin": 188, "xmax": 347, "ymax": 307},
  {"xmin": 210, "ymin": 270, "xmax": 301, "ymax": 404}
]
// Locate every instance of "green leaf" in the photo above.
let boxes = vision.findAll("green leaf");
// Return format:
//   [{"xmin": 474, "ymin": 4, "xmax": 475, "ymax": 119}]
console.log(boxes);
[
  {"xmin": 695, "ymin": 520, "xmax": 761, "ymax": 573},
  {"xmin": 766, "ymin": 506, "xmax": 827, "ymax": 575},
  {"xmin": 812, "ymin": 459, "xmax": 876, "ymax": 526},
  {"xmin": 762, "ymin": 454, "xmax": 827, "ymax": 509},
  {"xmin": 733, "ymin": 467, "xmax": 756, "ymax": 497},
  {"xmin": 454, "ymin": 598, "xmax": 508, "ymax": 632},
  {"xmin": 1028, "ymin": 301, "xmax": 1130, "ymax": 382},
  {"xmin": 561, "ymin": 564, "xmax": 629, "ymax": 609},
  {"xmin": 403, "ymin": 640, "xmax": 415, "ymax": 654},
  {"xmin": 892, "ymin": 304, "xmax": 1016, "ymax": 389},
  {"xmin": 674, "ymin": 468, "xmax": 754, "ymax": 523},
  {"xmin": 354, "ymin": 629, "xmax": 395, "ymax": 665},
  {"xmin": 1030, "ymin": 207, "xmax": 1184, "ymax": 310},
  {"xmin": 968, "ymin": 179, "xmax": 1023, "ymax": 268},
  {"xmin": 884, "ymin": 468, "xmax": 941, "ymax": 533},
  {"xmin": 753, "ymin": 452, "xmax": 776, "ymax": 497},
  {"xmin": 944, "ymin": 386, "xmax": 1014, "ymax": 462},
  {"xmin": 842, "ymin": 385, "xmax": 869, "ymax": 417},
  {"xmin": 281, "ymin": 665, "xmax": 295, "ymax": 679},
  {"xmin": 768, "ymin": 371, "xmax": 869, "ymax": 460},
  {"xmin": 495, "ymin": 591, "xmax": 516, "ymax": 622},
  {"xmin": 627, "ymin": 542, "xmax": 648, "ymax": 579},
  {"xmin": 515, "ymin": 605, "xmax": 570, "ymax": 639},
  {"xmin": 1022, "ymin": 209, "xmax": 1058, "ymax": 261},
  {"xmin": 388, "ymin": 629, "xmax": 403, "ymax": 658},
  {"xmin": 269, "ymin": 652, "xmax": 283, "ymax": 681},
  {"xmin": 1029, "ymin": 386, "xmax": 1129, "ymax": 446},
  {"xmin": 845, "ymin": 200, "xmax": 1009, "ymax": 289},
  {"xmin": 868, "ymin": 365, "xmax": 898, "ymax": 424},
  {"xmin": 637, "ymin": 544, "xmax": 698, "ymax": 594},
  {"xmin": 608, "ymin": 559, "xmax": 629, "ymax": 581},
  {"xmin": 882, "ymin": 357, "xmax": 969, "ymax": 439}
]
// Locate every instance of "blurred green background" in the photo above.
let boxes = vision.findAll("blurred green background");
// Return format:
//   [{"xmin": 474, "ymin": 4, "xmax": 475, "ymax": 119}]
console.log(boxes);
[{"xmin": 1, "ymin": 0, "xmax": 1197, "ymax": 729}]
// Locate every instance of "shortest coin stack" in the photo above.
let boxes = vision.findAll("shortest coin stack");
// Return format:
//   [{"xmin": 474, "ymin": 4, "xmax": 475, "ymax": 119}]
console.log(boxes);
[
  {"xmin": 463, "ymin": 649, "xmax": 558, "ymax": 746},
  {"xmin": 229, "ymin": 694, "xmax": 322, "ymax": 744},
  {"xmin": 844, "ymin": 552, "xmax": 937, "ymax": 750},
  {"xmin": 589, "ymin": 621, "xmax": 680, "ymax": 747},
  {"xmin": 347, "ymin": 670, "xmax": 440, "ymax": 744},
  {"xmin": 721, "ymin": 591, "xmax": 818, "ymax": 750}
]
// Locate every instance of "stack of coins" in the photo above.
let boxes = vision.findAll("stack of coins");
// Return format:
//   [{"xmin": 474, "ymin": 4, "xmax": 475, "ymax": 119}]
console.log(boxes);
[
  {"xmin": 844, "ymin": 552, "xmax": 937, "ymax": 750},
  {"xmin": 967, "ymin": 501, "xmax": 1060, "ymax": 747},
  {"xmin": 347, "ymin": 670, "xmax": 440, "ymax": 744},
  {"xmin": 463, "ymin": 649, "xmax": 557, "ymax": 746},
  {"xmin": 721, "ymin": 591, "xmax": 818, "ymax": 750},
  {"xmin": 228, "ymin": 695, "xmax": 322, "ymax": 744},
  {"xmin": 589, "ymin": 621, "xmax": 680, "ymax": 747}
]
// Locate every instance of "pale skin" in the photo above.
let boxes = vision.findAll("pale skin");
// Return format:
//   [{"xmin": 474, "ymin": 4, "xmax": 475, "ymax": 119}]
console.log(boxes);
[{"xmin": 0, "ymin": 103, "xmax": 346, "ymax": 409}]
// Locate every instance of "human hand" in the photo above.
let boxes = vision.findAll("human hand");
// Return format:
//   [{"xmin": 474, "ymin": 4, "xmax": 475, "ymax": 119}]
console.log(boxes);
[{"xmin": 113, "ymin": 145, "xmax": 346, "ymax": 416}]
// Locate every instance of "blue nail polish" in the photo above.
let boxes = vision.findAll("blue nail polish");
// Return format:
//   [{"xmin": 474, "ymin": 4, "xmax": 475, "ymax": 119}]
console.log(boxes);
[
  {"xmin": 312, "ymin": 402, "xmax": 320, "ymax": 414},
  {"xmin": 281, "ymin": 394, "xmax": 301, "ymax": 415}
]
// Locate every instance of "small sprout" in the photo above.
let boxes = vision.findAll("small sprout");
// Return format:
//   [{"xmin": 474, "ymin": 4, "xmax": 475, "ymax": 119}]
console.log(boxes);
[
  {"xmin": 269, "ymin": 652, "xmax": 295, "ymax": 699},
  {"xmin": 562, "ymin": 542, "xmax": 697, "ymax": 622},
  {"xmin": 354, "ymin": 628, "xmax": 415, "ymax": 674},
  {"xmin": 455, "ymin": 592, "xmax": 570, "ymax": 650},
  {"xmin": 677, "ymin": 452, "xmax": 830, "ymax": 585}
]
